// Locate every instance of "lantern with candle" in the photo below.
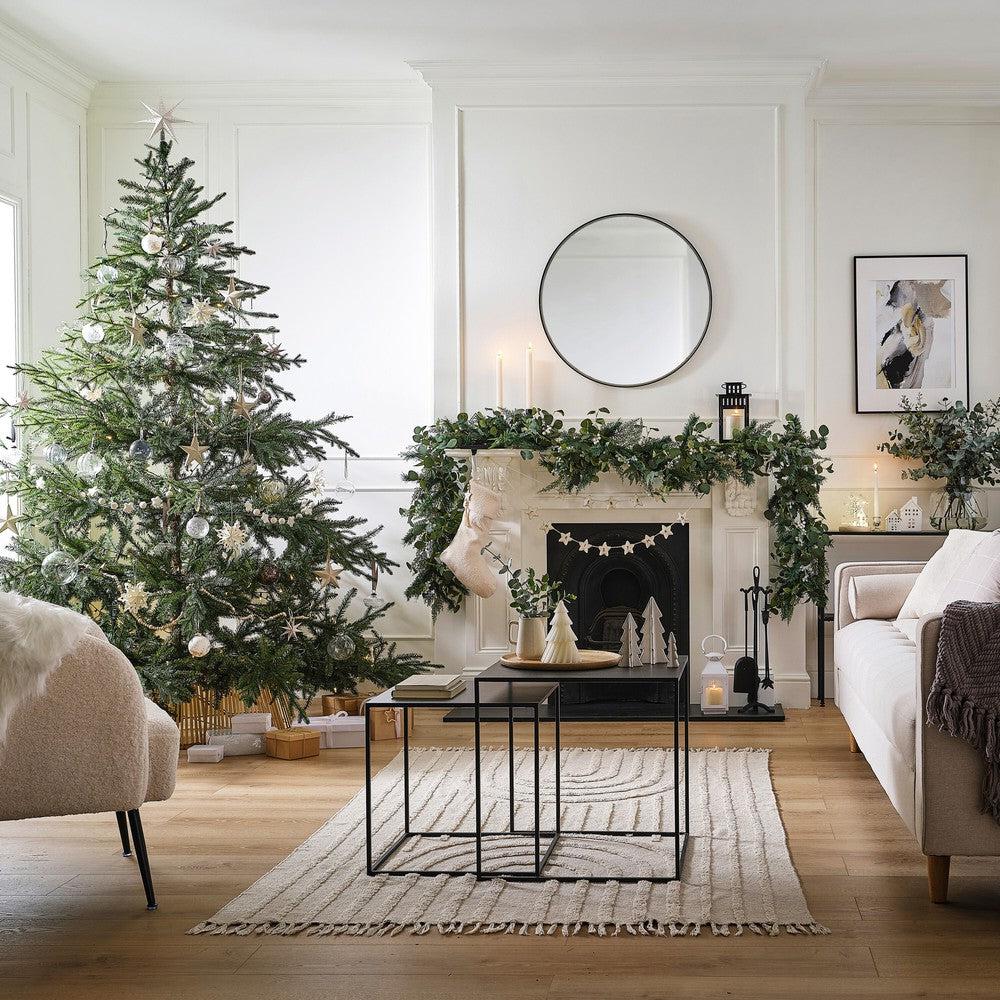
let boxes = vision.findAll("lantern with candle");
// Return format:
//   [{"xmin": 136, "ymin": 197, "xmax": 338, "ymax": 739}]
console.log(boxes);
[
  {"xmin": 717, "ymin": 382, "xmax": 751, "ymax": 442},
  {"xmin": 699, "ymin": 634, "xmax": 730, "ymax": 715}
]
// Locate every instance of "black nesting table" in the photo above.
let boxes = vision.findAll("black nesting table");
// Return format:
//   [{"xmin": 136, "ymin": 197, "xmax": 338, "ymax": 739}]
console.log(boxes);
[{"xmin": 365, "ymin": 657, "xmax": 690, "ymax": 884}]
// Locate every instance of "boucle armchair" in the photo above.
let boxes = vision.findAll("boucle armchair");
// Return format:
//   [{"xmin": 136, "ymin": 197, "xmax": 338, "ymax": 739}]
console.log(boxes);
[
  {"xmin": 0, "ymin": 622, "xmax": 179, "ymax": 910},
  {"xmin": 833, "ymin": 561, "xmax": 1000, "ymax": 903}
]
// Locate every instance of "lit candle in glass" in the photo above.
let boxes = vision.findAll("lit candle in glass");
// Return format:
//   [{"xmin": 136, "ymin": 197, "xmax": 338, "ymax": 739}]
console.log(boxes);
[
  {"xmin": 525, "ymin": 343, "xmax": 534, "ymax": 408},
  {"xmin": 706, "ymin": 683, "xmax": 724, "ymax": 706},
  {"xmin": 495, "ymin": 351, "xmax": 504, "ymax": 408}
]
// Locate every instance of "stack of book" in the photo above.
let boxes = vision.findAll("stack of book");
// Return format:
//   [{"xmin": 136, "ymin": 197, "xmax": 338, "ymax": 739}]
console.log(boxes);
[{"xmin": 392, "ymin": 673, "xmax": 467, "ymax": 700}]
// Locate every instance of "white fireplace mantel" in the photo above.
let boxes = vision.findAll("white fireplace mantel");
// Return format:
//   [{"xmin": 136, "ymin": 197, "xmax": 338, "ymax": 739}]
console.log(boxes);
[{"xmin": 433, "ymin": 455, "xmax": 811, "ymax": 709}]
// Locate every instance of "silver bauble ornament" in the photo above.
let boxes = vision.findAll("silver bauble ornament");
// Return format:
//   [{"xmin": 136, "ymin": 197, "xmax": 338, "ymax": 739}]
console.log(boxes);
[
  {"xmin": 95, "ymin": 264, "xmax": 118, "ymax": 284},
  {"xmin": 187, "ymin": 634, "xmax": 211, "ymax": 658},
  {"xmin": 163, "ymin": 331, "xmax": 194, "ymax": 358},
  {"xmin": 327, "ymin": 634, "xmax": 355, "ymax": 660},
  {"xmin": 255, "ymin": 388, "xmax": 272, "ymax": 405},
  {"xmin": 141, "ymin": 232, "xmax": 164, "ymax": 254},
  {"xmin": 41, "ymin": 550, "xmax": 78, "ymax": 584},
  {"xmin": 185, "ymin": 515, "xmax": 210, "ymax": 539},
  {"xmin": 128, "ymin": 438, "xmax": 152, "ymax": 461},
  {"xmin": 259, "ymin": 478, "xmax": 287, "ymax": 504},
  {"xmin": 160, "ymin": 254, "xmax": 185, "ymax": 276},
  {"xmin": 81, "ymin": 322, "xmax": 105, "ymax": 344},
  {"xmin": 43, "ymin": 443, "xmax": 68, "ymax": 464},
  {"xmin": 76, "ymin": 451, "xmax": 105, "ymax": 480}
]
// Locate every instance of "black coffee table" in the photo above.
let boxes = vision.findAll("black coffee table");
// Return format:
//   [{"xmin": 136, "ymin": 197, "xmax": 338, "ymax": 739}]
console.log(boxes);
[{"xmin": 475, "ymin": 657, "xmax": 690, "ymax": 883}]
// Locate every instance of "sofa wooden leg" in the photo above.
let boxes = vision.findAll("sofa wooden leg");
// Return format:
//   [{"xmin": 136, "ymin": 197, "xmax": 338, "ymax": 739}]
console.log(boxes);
[
  {"xmin": 927, "ymin": 855, "xmax": 951, "ymax": 903},
  {"xmin": 848, "ymin": 733, "xmax": 859, "ymax": 753},
  {"xmin": 115, "ymin": 810, "xmax": 132, "ymax": 857}
]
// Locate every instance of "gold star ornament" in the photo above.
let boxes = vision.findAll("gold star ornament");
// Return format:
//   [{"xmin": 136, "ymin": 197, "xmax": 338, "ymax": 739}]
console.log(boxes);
[
  {"xmin": 136, "ymin": 99, "xmax": 190, "ymax": 142},
  {"xmin": 232, "ymin": 391, "xmax": 254, "ymax": 419},
  {"xmin": 129, "ymin": 314, "xmax": 146, "ymax": 349},
  {"xmin": 224, "ymin": 276, "xmax": 244, "ymax": 308},
  {"xmin": 0, "ymin": 502, "xmax": 23, "ymax": 534},
  {"xmin": 314, "ymin": 549, "xmax": 343, "ymax": 589},
  {"xmin": 180, "ymin": 432, "xmax": 208, "ymax": 467}
]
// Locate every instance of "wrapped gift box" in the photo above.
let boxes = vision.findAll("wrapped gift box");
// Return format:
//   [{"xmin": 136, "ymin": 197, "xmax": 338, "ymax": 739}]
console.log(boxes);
[
  {"xmin": 265, "ymin": 728, "xmax": 321, "ymax": 760},
  {"xmin": 366, "ymin": 705, "xmax": 404, "ymax": 741},
  {"xmin": 290, "ymin": 715, "xmax": 338, "ymax": 749},
  {"xmin": 207, "ymin": 730, "xmax": 266, "ymax": 756},
  {"xmin": 330, "ymin": 712, "xmax": 365, "ymax": 748},
  {"xmin": 321, "ymin": 694, "xmax": 362, "ymax": 716},
  {"xmin": 230, "ymin": 712, "xmax": 272, "ymax": 734},
  {"xmin": 187, "ymin": 744, "xmax": 224, "ymax": 763}
]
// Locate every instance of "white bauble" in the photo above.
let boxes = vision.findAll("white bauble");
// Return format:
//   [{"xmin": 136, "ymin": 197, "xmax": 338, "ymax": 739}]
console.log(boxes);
[
  {"xmin": 185, "ymin": 515, "xmax": 210, "ymax": 539},
  {"xmin": 187, "ymin": 634, "xmax": 211, "ymax": 658},
  {"xmin": 163, "ymin": 331, "xmax": 193, "ymax": 358},
  {"xmin": 81, "ymin": 323, "xmax": 105, "ymax": 345},
  {"xmin": 76, "ymin": 451, "xmax": 105, "ymax": 480},
  {"xmin": 43, "ymin": 443, "xmax": 68, "ymax": 464},
  {"xmin": 141, "ymin": 232, "xmax": 164, "ymax": 254}
]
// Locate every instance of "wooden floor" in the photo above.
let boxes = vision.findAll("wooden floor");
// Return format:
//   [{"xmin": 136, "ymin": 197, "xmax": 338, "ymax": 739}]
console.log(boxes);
[{"xmin": 4, "ymin": 704, "xmax": 1000, "ymax": 999}]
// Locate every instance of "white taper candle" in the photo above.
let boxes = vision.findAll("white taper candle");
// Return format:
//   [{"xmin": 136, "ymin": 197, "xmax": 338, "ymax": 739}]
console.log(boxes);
[
  {"xmin": 525, "ymin": 343, "xmax": 534, "ymax": 408},
  {"xmin": 495, "ymin": 351, "xmax": 504, "ymax": 408}
]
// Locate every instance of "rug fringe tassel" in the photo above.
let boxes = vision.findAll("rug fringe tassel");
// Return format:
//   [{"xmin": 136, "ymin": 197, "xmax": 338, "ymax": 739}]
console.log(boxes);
[{"xmin": 189, "ymin": 917, "xmax": 829, "ymax": 938}]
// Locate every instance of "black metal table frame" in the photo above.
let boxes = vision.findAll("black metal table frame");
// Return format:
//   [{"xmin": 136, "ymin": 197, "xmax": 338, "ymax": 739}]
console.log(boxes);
[
  {"xmin": 474, "ymin": 667, "xmax": 690, "ymax": 885},
  {"xmin": 364, "ymin": 686, "xmax": 561, "ymax": 879}
]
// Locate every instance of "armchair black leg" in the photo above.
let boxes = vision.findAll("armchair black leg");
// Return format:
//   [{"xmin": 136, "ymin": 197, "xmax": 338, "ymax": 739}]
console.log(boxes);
[
  {"xmin": 115, "ymin": 811, "xmax": 132, "ymax": 857},
  {"xmin": 126, "ymin": 809, "xmax": 158, "ymax": 910}
]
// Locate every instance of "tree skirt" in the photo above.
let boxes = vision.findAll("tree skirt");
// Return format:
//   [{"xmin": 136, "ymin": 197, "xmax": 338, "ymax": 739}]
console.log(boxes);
[{"xmin": 190, "ymin": 747, "xmax": 827, "ymax": 938}]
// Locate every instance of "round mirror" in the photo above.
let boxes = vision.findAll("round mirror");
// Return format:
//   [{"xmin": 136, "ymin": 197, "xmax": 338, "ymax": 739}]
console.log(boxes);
[{"xmin": 539, "ymin": 214, "xmax": 712, "ymax": 388}]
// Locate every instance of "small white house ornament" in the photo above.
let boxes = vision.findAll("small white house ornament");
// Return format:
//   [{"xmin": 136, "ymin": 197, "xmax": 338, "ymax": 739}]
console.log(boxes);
[
  {"xmin": 900, "ymin": 496, "xmax": 924, "ymax": 531},
  {"xmin": 886, "ymin": 508, "xmax": 903, "ymax": 533},
  {"xmin": 699, "ymin": 634, "xmax": 730, "ymax": 716}
]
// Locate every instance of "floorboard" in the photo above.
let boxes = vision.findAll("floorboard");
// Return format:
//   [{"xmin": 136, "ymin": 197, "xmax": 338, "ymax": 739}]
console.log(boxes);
[{"xmin": 3, "ymin": 704, "xmax": 1000, "ymax": 999}]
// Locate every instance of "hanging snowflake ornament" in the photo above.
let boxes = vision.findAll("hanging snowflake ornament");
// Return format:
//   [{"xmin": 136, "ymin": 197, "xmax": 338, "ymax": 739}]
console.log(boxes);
[
  {"xmin": 188, "ymin": 298, "xmax": 216, "ymax": 325},
  {"xmin": 80, "ymin": 384, "xmax": 104, "ymax": 403},
  {"xmin": 121, "ymin": 581, "xmax": 151, "ymax": 615},
  {"xmin": 281, "ymin": 616, "xmax": 303, "ymax": 641},
  {"xmin": 218, "ymin": 520, "xmax": 248, "ymax": 557}
]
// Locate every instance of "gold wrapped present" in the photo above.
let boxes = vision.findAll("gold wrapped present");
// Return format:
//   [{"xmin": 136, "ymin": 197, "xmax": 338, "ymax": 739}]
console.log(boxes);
[{"xmin": 265, "ymin": 727, "xmax": 321, "ymax": 760}]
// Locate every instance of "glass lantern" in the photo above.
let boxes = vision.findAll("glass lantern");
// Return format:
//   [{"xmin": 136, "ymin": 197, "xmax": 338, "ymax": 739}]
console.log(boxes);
[
  {"xmin": 699, "ymin": 634, "xmax": 730, "ymax": 715},
  {"xmin": 718, "ymin": 381, "xmax": 751, "ymax": 441}
]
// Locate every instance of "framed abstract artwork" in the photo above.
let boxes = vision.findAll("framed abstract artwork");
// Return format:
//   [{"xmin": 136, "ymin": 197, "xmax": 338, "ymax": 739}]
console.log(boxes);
[{"xmin": 853, "ymin": 254, "xmax": 969, "ymax": 413}]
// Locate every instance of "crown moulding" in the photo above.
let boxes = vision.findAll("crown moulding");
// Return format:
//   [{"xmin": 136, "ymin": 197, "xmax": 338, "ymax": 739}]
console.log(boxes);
[
  {"xmin": 0, "ymin": 17, "xmax": 96, "ymax": 107},
  {"xmin": 408, "ymin": 57, "xmax": 827, "ymax": 90}
]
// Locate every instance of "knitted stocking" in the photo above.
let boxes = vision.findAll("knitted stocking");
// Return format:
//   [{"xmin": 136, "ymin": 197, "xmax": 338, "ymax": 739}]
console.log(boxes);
[{"xmin": 440, "ymin": 480, "xmax": 501, "ymax": 599}]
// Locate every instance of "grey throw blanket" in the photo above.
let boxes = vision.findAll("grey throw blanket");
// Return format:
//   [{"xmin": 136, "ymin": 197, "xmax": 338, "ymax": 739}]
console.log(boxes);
[{"xmin": 926, "ymin": 599, "xmax": 1000, "ymax": 822}]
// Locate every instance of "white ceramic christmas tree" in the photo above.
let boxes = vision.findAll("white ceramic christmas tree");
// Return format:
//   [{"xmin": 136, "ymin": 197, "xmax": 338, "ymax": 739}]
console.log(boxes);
[
  {"xmin": 666, "ymin": 631, "xmax": 679, "ymax": 668},
  {"xmin": 640, "ymin": 596, "xmax": 668, "ymax": 665},
  {"xmin": 542, "ymin": 600, "xmax": 581, "ymax": 664},
  {"xmin": 619, "ymin": 613, "xmax": 642, "ymax": 668}
]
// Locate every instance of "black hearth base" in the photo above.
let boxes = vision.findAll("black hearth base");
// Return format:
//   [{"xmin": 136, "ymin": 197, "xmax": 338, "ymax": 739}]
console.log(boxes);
[{"xmin": 443, "ymin": 701, "xmax": 784, "ymax": 723}]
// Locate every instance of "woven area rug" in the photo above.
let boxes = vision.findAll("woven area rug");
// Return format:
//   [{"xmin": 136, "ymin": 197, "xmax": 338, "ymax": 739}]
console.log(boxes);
[{"xmin": 190, "ymin": 747, "xmax": 827, "ymax": 938}]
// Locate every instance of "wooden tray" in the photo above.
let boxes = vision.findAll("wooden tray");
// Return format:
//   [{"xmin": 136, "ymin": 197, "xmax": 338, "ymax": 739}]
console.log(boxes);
[{"xmin": 499, "ymin": 649, "xmax": 620, "ymax": 671}]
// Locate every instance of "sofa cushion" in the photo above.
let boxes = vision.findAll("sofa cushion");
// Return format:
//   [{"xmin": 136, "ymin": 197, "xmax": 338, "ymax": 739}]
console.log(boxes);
[
  {"xmin": 849, "ymin": 572, "xmax": 920, "ymax": 620},
  {"xmin": 835, "ymin": 619, "xmax": 917, "ymax": 767},
  {"xmin": 898, "ymin": 529, "xmax": 1000, "ymax": 619}
]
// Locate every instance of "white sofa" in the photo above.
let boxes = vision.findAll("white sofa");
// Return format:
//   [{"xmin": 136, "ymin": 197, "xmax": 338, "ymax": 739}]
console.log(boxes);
[{"xmin": 834, "ymin": 560, "xmax": 1000, "ymax": 903}]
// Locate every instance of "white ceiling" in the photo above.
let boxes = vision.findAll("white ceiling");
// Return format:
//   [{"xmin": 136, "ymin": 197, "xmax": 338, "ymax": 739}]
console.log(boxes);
[{"xmin": 2, "ymin": 0, "xmax": 1000, "ymax": 85}]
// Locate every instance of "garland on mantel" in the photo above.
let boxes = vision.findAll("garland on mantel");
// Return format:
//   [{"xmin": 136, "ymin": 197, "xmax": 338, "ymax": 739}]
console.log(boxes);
[{"xmin": 400, "ymin": 408, "xmax": 832, "ymax": 621}]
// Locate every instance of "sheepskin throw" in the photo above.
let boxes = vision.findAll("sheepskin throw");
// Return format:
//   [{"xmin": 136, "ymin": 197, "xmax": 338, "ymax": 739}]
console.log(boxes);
[
  {"xmin": 0, "ymin": 592, "xmax": 94, "ymax": 742},
  {"xmin": 926, "ymin": 599, "xmax": 1000, "ymax": 821},
  {"xmin": 191, "ymin": 746, "xmax": 826, "ymax": 938}
]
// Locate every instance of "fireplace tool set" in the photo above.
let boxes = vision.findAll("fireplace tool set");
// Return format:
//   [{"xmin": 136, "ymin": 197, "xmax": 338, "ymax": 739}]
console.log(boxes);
[{"xmin": 733, "ymin": 566, "xmax": 776, "ymax": 714}]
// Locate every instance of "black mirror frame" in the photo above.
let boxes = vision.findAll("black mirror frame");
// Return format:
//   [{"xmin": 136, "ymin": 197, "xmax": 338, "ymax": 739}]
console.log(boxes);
[{"xmin": 537, "ymin": 213, "xmax": 713, "ymax": 389}]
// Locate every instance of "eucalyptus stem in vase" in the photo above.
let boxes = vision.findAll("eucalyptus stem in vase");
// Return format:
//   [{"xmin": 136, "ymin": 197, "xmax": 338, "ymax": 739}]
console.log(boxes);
[
  {"xmin": 879, "ymin": 397, "xmax": 1000, "ymax": 530},
  {"xmin": 484, "ymin": 546, "xmax": 574, "ymax": 660}
]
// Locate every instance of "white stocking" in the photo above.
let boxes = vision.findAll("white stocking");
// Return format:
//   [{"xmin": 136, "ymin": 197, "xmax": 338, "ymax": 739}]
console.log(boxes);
[{"xmin": 440, "ymin": 481, "xmax": 501, "ymax": 599}]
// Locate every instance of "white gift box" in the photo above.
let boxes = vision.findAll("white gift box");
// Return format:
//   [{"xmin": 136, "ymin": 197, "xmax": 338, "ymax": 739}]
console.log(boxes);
[
  {"xmin": 290, "ymin": 715, "xmax": 338, "ymax": 749},
  {"xmin": 330, "ymin": 711, "xmax": 365, "ymax": 748},
  {"xmin": 187, "ymin": 744, "xmax": 225, "ymax": 763},
  {"xmin": 230, "ymin": 712, "xmax": 272, "ymax": 734},
  {"xmin": 208, "ymin": 731, "xmax": 265, "ymax": 756}
]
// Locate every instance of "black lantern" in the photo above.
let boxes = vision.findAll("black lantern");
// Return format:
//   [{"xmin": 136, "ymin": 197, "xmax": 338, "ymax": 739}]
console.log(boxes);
[{"xmin": 718, "ymin": 381, "xmax": 750, "ymax": 442}]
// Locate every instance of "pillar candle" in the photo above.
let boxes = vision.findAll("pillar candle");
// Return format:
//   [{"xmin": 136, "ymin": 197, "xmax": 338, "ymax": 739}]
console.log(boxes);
[
  {"xmin": 495, "ymin": 352, "xmax": 504, "ymax": 408},
  {"xmin": 706, "ymin": 684, "xmax": 724, "ymax": 706},
  {"xmin": 525, "ymin": 343, "xmax": 534, "ymax": 408}
]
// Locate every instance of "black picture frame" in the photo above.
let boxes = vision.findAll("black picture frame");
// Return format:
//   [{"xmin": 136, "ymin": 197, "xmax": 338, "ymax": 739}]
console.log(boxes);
[
  {"xmin": 538, "ymin": 213, "xmax": 713, "ymax": 389},
  {"xmin": 853, "ymin": 253, "xmax": 969, "ymax": 414}
]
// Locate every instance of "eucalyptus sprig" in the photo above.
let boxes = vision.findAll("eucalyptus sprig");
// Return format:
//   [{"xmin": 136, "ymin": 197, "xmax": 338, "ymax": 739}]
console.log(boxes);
[
  {"xmin": 879, "ymin": 396, "xmax": 1000, "ymax": 496},
  {"xmin": 484, "ymin": 546, "xmax": 574, "ymax": 618}
]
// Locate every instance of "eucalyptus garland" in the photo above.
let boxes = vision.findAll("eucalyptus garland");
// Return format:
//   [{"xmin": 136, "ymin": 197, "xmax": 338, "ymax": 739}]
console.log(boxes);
[{"xmin": 401, "ymin": 408, "xmax": 832, "ymax": 622}]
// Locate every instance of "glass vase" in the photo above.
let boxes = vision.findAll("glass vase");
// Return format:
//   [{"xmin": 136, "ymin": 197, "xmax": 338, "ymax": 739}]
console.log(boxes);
[{"xmin": 930, "ymin": 488, "xmax": 988, "ymax": 531}]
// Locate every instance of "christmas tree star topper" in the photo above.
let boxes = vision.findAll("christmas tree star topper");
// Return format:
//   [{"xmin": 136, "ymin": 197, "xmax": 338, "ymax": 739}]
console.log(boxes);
[{"xmin": 135, "ymin": 99, "xmax": 190, "ymax": 142}]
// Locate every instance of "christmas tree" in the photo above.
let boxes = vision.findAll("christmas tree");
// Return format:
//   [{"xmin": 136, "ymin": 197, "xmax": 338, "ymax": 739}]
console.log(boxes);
[
  {"xmin": 0, "ymin": 111, "xmax": 425, "ymax": 712},
  {"xmin": 618, "ymin": 612, "xmax": 642, "ymax": 668},
  {"xmin": 541, "ymin": 600, "xmax": 580, "ymax": 664},
  {"xmin": 640, "ymin": 597, "xmax": 667, "ymax": 665}
]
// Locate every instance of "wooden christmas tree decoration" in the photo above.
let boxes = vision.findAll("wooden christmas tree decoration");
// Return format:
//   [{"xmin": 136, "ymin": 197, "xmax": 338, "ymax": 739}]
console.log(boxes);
[
  {"xmin": 640, "ymin": 596, "xmax": 668, "ymax": 665},
  {"xmin": 666, "ymin": 630, "xmax": 679, "ymax": 668},
  {"xmin": 619, "ymin": 613, "xmax": 642, "ymax": 668},
  {"xmin": 542, "ymin": 600, "xmax": 581, "ymax": 664}
]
